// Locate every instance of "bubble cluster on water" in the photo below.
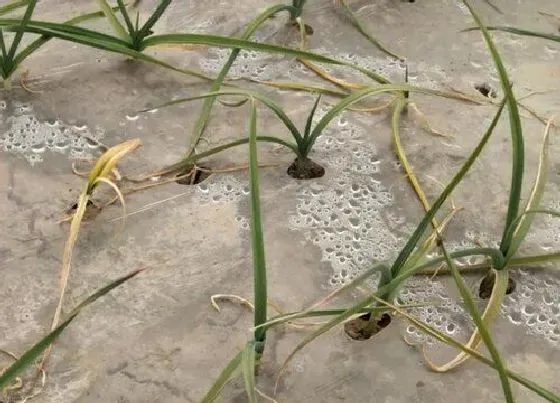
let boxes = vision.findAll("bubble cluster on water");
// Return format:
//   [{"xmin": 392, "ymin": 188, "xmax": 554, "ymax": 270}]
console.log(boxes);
[
  {"xmin": 198, "ymin": 43, "xmax": 409, "ymax": 85},
  {"xmin": 309, "ymin": 47, "xmax": 448, "ymax": 89},
  {"xmin": 287, "ymin": 106, "xmax": 402, "ymax": 287},
  {"xmin": 398, "ymin": 234, "xmax": 504, "ymax": 346},
  {"xmin": 315, "ymin": 49, "xmax": 406, "ymax": 82},
  {"xmin": 400, "ymin": 277, "xmax": 468, "ymax": 345},
  {"xmin": 501, "ymin": 269, "xmax": 560, "ymax": 346},
  {"xmin": 235, "ymin": 215, "xmax": 250, "ymax": 231},
  {"xmin": 191, "ymin": 172, "xmax": 253, "ymax": 232},
  {"xmin": 193, "ymin": 174, "xmax": 250, "ymax": 204},
  {"xmin": 289, "ymin": 178, "xmax": 399, "ymax": 287},
  {"xmin": 524, "ymin": 199, "xmax": 560, "ymax": 251},
  {"xmin": 498, "ymin": 198, "xmax": 560, "ymax": 346},
  {"xmin": 0, "ymin": 99, "xmax": 105, "ymax": 165},
  {"xmin": 199, "ymin": 48, "xmax": 289, "ymax": 81}
]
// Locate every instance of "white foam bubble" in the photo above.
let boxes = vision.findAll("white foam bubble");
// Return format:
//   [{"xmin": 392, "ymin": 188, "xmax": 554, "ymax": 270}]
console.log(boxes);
[
  {"xmin": 199, "ymin": 48, "xmax": 288, "ymax": 81},
  {"xmin": 193, "ymin": 174, "xmax": 251, "ymax": 231},
  {"xmin": 0, "ymin": 100, "xmax": 105, "ymax": 165}
]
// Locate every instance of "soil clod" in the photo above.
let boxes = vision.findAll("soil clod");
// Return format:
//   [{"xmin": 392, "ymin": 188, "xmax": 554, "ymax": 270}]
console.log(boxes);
[
  {"xmin": 287, "ymin": 157, "xmax": 325, "ymax": 179},
  {"xmin": 344, "ymin": 313, "xmax": 391, "ymax": 341}
]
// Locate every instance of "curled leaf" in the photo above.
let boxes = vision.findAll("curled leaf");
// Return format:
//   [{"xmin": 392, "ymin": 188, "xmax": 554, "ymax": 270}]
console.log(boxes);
[{"xmin": 88, "ymin": 138, "xmax": 142, "ymax": 189}]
